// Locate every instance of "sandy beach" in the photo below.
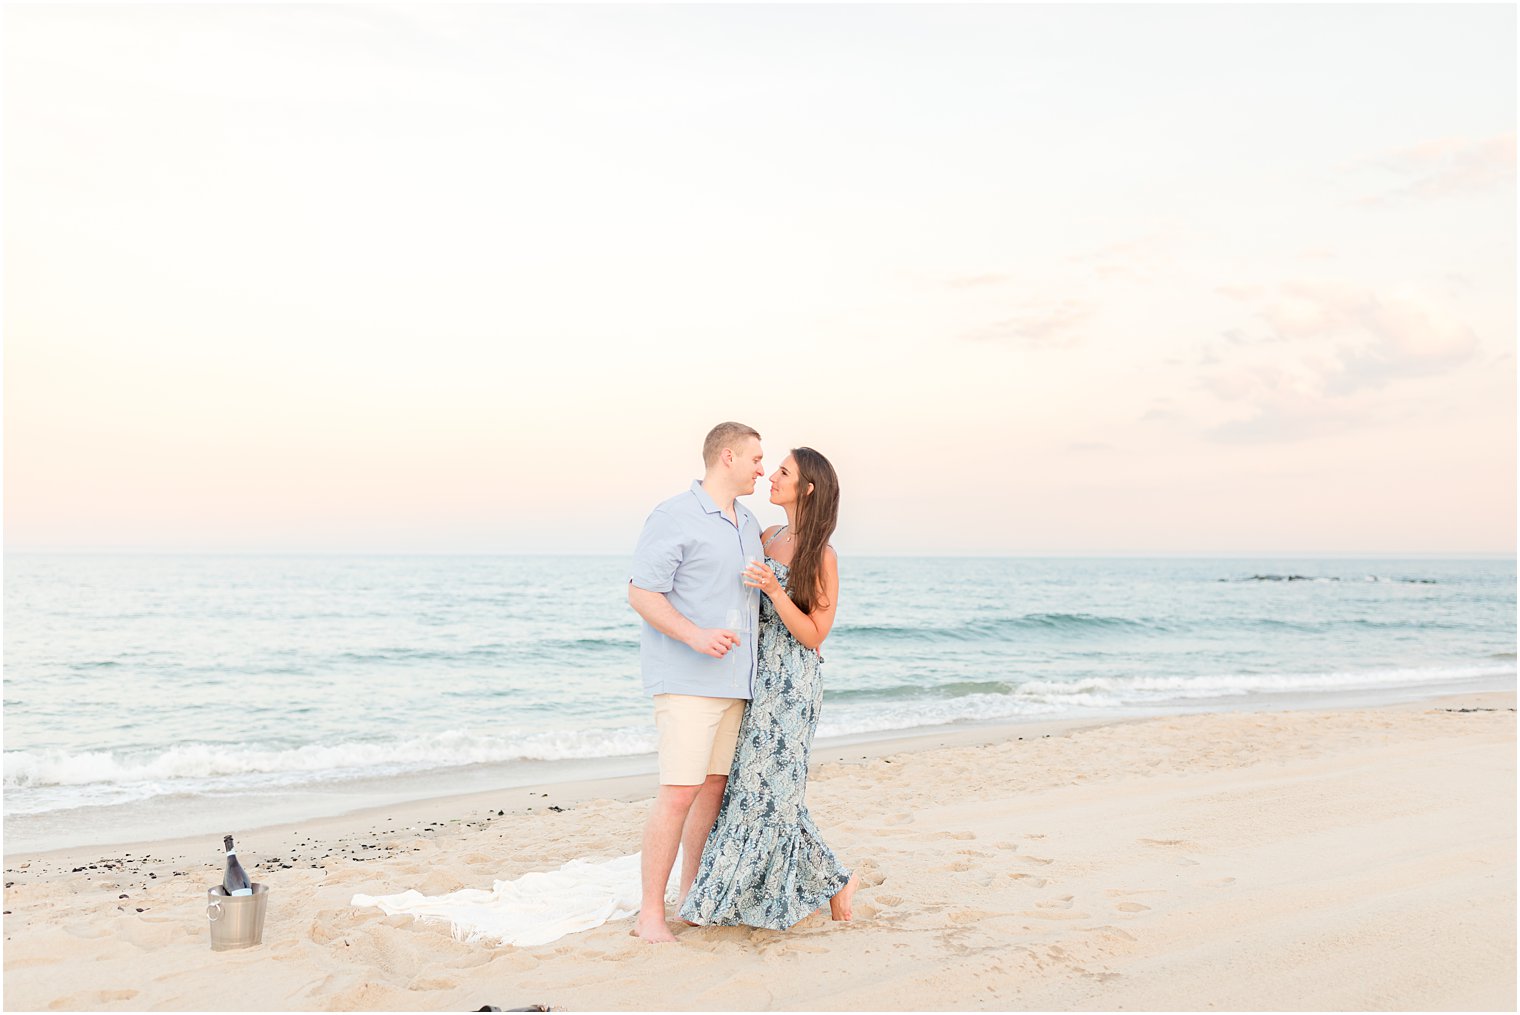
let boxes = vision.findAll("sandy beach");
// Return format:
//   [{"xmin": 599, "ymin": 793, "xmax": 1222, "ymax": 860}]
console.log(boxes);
[{"xmin": 4, "ymin": 691, "xmax": 1513, "ymax": 1012}]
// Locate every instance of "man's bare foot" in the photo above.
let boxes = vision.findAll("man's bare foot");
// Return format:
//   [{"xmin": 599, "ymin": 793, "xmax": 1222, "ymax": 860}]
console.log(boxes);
[
  {"xmin": 829, "ymin": 872, "xmax": 860, "ymax": 921},
  {"xmin": 633, "ymin": 913, "xmax": 678, "ymax": 943}
]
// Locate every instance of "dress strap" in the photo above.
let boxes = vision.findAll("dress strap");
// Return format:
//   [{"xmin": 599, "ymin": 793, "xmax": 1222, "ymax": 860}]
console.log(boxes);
[{"xmin": 763, "ymin": 525, "xmax": 788, "ymax": 551}]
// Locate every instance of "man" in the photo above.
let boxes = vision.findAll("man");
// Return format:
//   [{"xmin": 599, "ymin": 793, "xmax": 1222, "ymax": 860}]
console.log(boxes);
[{"xmin": 627, "ymin": 421, "xmax": 766, "ymax": 943}]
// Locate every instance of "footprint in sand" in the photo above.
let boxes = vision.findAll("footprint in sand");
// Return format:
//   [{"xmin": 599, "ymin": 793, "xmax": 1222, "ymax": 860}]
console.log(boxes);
[
  {"xmin": 884, "ymin": 813, "xmax": 915, "ymax": 826},
  {"xmin": 60, "ymin": 923, "xmax": 112, "ymax": 941},
  {"xmin": 407, "ymin": 975, "xmax": 457, "ymax": 991},
  {"xmin": 995, "ymin": 841, "xmax": 1020, "ymax": 851},
  {"xmin": 876, "ymin": 893, "xmax": 904, "ymax": 907},
  {"xmin": 48, "ymin": 989, "xmax": 139, "ymax": 1010},
  {"xmin": 1035, "ymin": 895, "xmax": 1074, "ymax": 909},
  {"xmin": 321, "ymin": 982, "xmax": 410, "ymax": 1011},
  {"xmin": 1114, "ymin": 902, "xmax": 1150, "ymax": 913},
  {"xmin": 5, "ymin": 955, "xmax": 64, "ymax": 970},
  {"xmin": 942, "ymin": 860, "xmax": 974, "ymax": 873},
  {"xmin": 777, "ymin": 939, "xmax": 830, "ymax": 954},
  {"xmin": 1007, "ymin": 873, "xmax": 1048, "ymax": 888},
  {"xmin": 1020, "ymin": 855, "xmax": 1054, "ymax": 866},
  {"xmin": 1205, "ymin": 877, "xmax": 1236, "ymax": 888},
  {"xmin": 947, "ymin": 908, "xmax": 998, "ymax": 924},
  {"xmin": 1022, "ymin": 907, "xmax": 1089, "ymax": 921},
  {"xmin": 445, "ymin": 951, "xmax": 495, "ymax": 970},
  {"xmin": 121, "ymin": 912, "xmax": 179, "ymax": 950},
  {"xmin": 308, "ymin": 913, "xmax": 351, "ymax": 945}
]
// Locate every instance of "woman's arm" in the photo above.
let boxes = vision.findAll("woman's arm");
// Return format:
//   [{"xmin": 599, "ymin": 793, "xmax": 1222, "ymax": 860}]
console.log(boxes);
[{"xmin": 743, "ymin": 547, "xmax": 839, "ymax": 650}]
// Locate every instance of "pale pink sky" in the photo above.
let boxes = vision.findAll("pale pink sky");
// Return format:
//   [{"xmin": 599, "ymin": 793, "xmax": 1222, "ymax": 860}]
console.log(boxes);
[{"xmin": 4, "ymin": 5, "xmax": 1515, "ymax": 554}]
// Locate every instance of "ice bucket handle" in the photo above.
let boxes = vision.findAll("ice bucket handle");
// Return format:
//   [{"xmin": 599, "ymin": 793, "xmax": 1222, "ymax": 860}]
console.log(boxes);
[{"xmin": 207, "ymin": 900, "xmax": 223, "ymax": 923}]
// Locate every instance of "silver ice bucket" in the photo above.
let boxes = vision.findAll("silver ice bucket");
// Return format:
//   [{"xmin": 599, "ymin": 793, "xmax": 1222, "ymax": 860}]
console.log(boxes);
[{"xmin": 206, "ymin": 882, "xmax": 268, "ymax": 950}]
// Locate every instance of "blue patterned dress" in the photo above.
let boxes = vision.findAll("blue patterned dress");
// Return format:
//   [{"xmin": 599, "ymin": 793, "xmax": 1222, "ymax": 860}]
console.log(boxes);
[{"xmin": 678, "ymin": 538, "xmax": 851, "ymax": 930}]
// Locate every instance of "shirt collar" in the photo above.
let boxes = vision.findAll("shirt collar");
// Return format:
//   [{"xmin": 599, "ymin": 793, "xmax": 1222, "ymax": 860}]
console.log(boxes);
[
  {"xmin": 689, "ymin": 479, "xmax": 721, "ymax": 515},
  {"xmin": 689, "ymin": 479, "xmax": 748, "ymax": 521}
]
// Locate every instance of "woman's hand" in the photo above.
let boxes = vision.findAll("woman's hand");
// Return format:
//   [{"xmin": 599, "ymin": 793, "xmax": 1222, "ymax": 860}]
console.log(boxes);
[{"xmin": 742, "ymin": 560, "xmax": 783, "ymax": 599}]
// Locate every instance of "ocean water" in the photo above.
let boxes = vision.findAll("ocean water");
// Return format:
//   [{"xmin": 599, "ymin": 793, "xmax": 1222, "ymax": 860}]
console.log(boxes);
[{"xmin": 4, "ymin": 554, "xmax": 1514, "ymax": 853}]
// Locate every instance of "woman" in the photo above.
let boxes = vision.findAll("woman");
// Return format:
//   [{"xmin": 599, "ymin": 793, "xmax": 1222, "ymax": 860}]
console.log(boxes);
[{"xmin": 677, "ymin": 447, "xmax": 859, "ymax": 930}]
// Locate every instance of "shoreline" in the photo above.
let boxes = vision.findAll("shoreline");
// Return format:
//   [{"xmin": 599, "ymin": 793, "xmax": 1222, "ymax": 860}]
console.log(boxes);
[
  {"xmin": 7, "ymin": 674, "xmax": 1513, "ymax": 859},
  {"xmin": 5, "ymin": 710, "xmax": 1131, "ymax": 867},
  {"xmin": 5, "ymin": 687, "xmax": 1512, "ymax": 871},
  {"xmin": 4, "ymin": 689, "xmax": 1513, "ymax": 1011}
]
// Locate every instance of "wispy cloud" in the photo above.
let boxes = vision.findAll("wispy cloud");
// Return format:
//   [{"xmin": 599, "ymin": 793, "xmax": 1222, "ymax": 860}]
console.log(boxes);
[
  {"xmin": 1198, "ymin": 363, "xmax": 1363, "ymax": 443},
  {"xmin": 1251, "ymin": 282, "xmax": 1479, "ymax": 392},
  {"xmin": 1353, "ymin": 132, "xmax": 1516, "ymax": 206},
  {"xmin": 962, "ymin": 299, "xmax": 1096, "ymax": 347},
  {"xmin": 1206, "ymin": 394, "xmax": 1362, "ymax": 444},
  {"xmin": 1199, "ymin": 281, "xmax": 1481, "ymax": 441},
  {"xmin": 1067, "ymin": 234, "xmax": 1172, "ymax": 283}
]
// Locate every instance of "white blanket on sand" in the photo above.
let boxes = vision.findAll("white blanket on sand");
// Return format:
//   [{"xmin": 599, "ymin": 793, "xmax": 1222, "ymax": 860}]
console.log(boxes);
[{"xmin": 351, "ymin": 852, "xmax": 679, "ymax": 947}]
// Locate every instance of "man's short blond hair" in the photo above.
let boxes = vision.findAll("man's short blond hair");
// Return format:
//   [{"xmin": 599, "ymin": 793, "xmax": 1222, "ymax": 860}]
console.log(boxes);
[{"xmin": 703, "ymin": 422, "xmax": 761, "ymax": 469}]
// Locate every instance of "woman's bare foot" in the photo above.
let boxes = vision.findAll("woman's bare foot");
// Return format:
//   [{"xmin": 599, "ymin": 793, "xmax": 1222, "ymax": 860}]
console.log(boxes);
[
  {"xmin": 633, "ymin": 913, "xmax": 677, "ymax": 943},
  {"xmin": 829, "ymin": 872, "xmax": 859, "ymax": 921},
  {"xmin": 674, "ymin": 895, "xmax": 698, "ymax": 926}
]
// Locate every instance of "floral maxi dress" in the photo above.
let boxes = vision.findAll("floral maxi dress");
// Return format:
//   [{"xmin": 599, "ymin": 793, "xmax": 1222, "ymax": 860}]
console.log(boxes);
[{"xmin": 677, "ymin": 553, "xmax": 851, "ymax": 930}]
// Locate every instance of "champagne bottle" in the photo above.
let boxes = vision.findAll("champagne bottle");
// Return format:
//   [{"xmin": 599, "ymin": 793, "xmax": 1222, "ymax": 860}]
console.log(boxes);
[{"xmin": 222, "ymin": 834, "xmax": 253, "ymax": 896}]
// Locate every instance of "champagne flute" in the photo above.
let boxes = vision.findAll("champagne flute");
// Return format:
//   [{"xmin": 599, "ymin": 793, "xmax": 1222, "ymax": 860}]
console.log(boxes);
[{"xmin": 744, "ymin": 556, "xmax": 760, "ymax": 624}]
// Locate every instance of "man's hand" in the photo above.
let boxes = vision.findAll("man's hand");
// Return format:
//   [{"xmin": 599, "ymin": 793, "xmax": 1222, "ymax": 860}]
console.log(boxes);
[
  {"xmin": 629, "ymin": 585, "xmax": 742, "ymax": 659},
  {"xmin": 687, "ymin": 628, "xmax": 740, "ymax": 658}
]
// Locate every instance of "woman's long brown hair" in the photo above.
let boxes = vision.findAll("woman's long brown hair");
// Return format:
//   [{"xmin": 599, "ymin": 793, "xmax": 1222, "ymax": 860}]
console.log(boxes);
[{"xmin": 786, "ymin": 447, "xmax": 840, "ymax": 616}]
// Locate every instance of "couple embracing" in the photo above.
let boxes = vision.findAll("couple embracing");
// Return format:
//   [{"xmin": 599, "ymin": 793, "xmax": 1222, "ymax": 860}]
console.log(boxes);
[{"xmin": 627, "ymin": 421, "xmax": 859, "ymax": 943}]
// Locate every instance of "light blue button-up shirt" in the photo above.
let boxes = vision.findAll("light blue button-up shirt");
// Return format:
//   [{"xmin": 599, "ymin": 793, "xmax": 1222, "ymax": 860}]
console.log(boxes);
[{"xmin": 630, "ymin": 480, "xmax": 764, "ymax": 699}]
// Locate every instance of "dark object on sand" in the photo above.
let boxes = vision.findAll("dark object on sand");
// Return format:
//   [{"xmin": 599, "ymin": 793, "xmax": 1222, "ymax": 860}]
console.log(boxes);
[{"xmin": 475, "ymin": 1007, "xmax": 550, "ymax": 1012}]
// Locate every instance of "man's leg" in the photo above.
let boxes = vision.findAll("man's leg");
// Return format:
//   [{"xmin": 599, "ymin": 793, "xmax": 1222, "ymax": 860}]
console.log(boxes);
[
  {"xmin": 636, "ymin": 782, "xmax": 701, "ymax": 943},
  {"xmin": 677, "ymin": 773, "xmax": 727, "ymax": 904},
  {"xmin": 676, "ymin": 696, "xmax": 744, "ymax": 907},
  {"xmin": 640, "ymin": 693, "xmax": 741, "ymax": 941}
]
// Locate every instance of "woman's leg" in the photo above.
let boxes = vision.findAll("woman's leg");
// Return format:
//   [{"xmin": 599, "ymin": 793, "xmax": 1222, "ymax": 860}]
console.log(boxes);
[{"xmin": 829, "ymin": 871, "xmax": 859, "ymax": 921}]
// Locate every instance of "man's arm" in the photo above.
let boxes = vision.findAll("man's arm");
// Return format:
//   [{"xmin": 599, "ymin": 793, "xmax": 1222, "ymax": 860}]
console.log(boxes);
[{"xmin": 628, "ymin": 583, "xmax": 740, "ymax": 658}]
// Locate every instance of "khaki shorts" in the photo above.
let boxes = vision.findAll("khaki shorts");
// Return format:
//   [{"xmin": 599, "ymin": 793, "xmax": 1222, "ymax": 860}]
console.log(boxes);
[{"xmin": 652, "ymin": 693, "xmax": 746, "ymax": 786}]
